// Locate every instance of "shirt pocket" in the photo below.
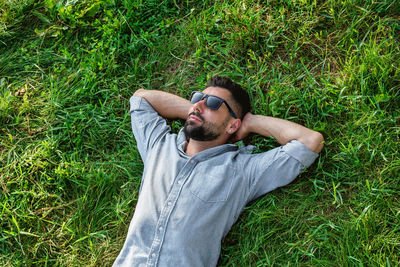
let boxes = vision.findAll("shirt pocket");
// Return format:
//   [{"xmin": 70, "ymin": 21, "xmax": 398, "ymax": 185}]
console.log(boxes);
[{"xmin": 188, "ymin": 164, "xmax": 236, "ymax": 203}]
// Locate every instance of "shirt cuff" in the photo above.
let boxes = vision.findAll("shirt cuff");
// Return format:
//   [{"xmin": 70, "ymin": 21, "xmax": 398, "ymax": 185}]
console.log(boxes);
[
  {"xmin": 130, "ymin": 95, "xmax": 142, "ymax": 112},
  {"xmin": 282, "ymin": 140, "xmax": 319, "ymax": 168},
  {"xmin": 130, "ymin": 95, "xmax": 155, "ymax": 113}
]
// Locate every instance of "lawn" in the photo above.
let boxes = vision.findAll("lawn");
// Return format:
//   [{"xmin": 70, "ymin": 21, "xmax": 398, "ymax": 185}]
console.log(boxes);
[{"xmin": 1, "ymin": 0, "xmax": 399, "ymax": 266}]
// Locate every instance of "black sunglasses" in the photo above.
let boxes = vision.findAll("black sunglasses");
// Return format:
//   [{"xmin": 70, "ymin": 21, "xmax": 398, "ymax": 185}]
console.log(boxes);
[{"xmin": 190, "ymin": 91, "xmax": 237, "ymax": 119}]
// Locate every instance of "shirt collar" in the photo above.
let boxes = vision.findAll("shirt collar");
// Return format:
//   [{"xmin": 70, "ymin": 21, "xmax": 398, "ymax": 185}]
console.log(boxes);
[{"xmin": 177, "ymin": 129, "xmax": 239, "ymax": 161}]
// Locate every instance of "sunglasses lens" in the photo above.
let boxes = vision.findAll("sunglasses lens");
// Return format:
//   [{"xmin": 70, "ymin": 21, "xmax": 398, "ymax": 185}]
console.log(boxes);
[
  {"xmin": 191, "ymin": 92, "xmax": 204, "ymax": 104},
  {"xmin": 206, "ymin": 96, "xmax": 223, "ymax": 110}
]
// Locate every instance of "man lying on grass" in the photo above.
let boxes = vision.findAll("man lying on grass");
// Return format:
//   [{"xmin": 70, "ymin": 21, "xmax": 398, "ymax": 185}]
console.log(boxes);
[{"xmin": 113, "ymin": 76, "xmax": 324, "ymax": 266}]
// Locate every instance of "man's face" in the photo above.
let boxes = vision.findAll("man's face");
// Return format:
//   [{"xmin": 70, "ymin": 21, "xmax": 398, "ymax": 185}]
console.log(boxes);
[{"xmin": 183, "ymin": 87, "xmax": 236, "ymax": 141}]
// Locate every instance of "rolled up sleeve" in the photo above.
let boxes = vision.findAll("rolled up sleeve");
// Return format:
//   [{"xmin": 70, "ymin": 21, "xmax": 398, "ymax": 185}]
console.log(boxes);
[
  {"xmin": 246, "ymin": 140, "xmax": 319, "ymax": 201},
  {"xmin": 130, "ymin": 96, "xmax": 170, "ymax": 163}
]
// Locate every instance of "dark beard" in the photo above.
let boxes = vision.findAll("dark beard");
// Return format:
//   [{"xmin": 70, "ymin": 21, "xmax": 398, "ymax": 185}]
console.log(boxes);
[{"xmin": 183, "ymin": 113, "xmax": 220, "ymax": 141}]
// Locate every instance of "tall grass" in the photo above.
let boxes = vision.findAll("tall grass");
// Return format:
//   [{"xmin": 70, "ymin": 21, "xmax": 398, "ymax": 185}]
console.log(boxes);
[{"xmin": 1, "ymin": 0, "xmax": 399, "ymax": 265}]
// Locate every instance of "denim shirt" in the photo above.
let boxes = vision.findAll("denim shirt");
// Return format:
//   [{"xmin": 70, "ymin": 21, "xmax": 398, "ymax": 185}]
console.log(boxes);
[{"xmin": 113, "ymin": 96, "xmax": 318, "ymax": 267}]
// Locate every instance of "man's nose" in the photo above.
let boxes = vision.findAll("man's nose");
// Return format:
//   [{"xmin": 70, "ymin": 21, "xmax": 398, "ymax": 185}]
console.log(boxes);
[{"xmin": 193, "ymin": 98, "xmax": 206, "ymax": 112}]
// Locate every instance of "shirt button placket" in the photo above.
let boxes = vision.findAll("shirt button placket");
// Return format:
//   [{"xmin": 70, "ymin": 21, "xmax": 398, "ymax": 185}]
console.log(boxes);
[
  {"xmin": 148, "ymin": 176, "xmax": 181, "ymax": 265},
  {"xmin": 148, "ymin": 160, "xmax": 196, "ymax": 266}
]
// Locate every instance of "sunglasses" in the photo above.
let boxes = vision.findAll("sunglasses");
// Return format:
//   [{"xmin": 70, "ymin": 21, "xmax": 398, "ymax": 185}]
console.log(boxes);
[{"xmin": 190, "ymin": 91, "xmax": 237, "ymax": 119}]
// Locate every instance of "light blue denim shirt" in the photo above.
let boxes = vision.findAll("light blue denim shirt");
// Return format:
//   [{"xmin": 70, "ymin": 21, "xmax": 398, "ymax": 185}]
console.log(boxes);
[{"xmin": 113, "ymin": 96, "xmax": 318, "ymax": 267}]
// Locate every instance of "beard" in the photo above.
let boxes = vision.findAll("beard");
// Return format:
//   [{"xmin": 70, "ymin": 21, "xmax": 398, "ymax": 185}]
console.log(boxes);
[{"xmin": 183, "ymin": 112, "xmax": 221, "ymax": 141}]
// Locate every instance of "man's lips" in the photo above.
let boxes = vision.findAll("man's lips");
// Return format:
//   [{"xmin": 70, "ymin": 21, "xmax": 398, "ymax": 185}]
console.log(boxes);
[
  {"xmin": 188, "ymin": 113, "xmax": 204, "ymax": 123},
  {"xmin": 189, "ymin": 115, "xmax": 202, "ymax": 123}
]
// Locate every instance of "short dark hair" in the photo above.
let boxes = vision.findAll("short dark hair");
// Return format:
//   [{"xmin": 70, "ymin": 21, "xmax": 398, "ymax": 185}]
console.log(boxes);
[{"xmin": 206, "ymin": 76, "xmax": 251, "ymax": 119}]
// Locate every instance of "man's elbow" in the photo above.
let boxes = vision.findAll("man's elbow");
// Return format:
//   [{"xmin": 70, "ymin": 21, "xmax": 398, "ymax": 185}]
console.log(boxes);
[
  {"xmin": 133, "ymin": 88, "xmax": 147, "ymax": 98},
  {"xmin": 310, "ymin": 131, "xmax": 324, "ymax": 154},
  {"xmin": 298, "ymin": 131, "xmax": 324, "ymax": 154}
]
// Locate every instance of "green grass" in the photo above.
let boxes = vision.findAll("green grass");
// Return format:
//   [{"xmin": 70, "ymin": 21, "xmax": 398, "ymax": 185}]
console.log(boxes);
[{"xmin": 1, "ymin": 0, "xmax": 399, "ymax": 265}]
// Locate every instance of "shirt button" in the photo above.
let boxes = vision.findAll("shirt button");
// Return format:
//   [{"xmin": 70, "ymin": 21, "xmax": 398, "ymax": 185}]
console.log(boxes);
[
  {"xmin": 152, "ymin": 253, "xmax": 156, "ymax": 258},
  {"xmin": 159, "ymin": 227, "xmax": 163, "ymax": 231},
  {"xmin": 167, "ymin": 201, "xmax": 172, "ymax": 206}
]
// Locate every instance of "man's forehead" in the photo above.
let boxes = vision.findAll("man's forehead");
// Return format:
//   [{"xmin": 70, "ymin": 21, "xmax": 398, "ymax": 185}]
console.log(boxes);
[{"xmin": 202, "ymin": 86, "xmax": 232, "ymax": 100}]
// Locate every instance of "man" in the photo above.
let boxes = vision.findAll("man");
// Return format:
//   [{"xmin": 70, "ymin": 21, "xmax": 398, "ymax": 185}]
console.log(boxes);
[{"xmin": 114, "ymin": 76, "xmax": 324, "ymax": 266}]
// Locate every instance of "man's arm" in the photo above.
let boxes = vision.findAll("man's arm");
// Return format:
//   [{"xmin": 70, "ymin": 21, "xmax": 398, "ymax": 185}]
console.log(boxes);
[
  {"xmin": 134, "ymin": 89, "xmax": 191, "ymax": 120},
  {"xmin": 234, "ymin": 113, "xmax": 324, "ymax": 153}
]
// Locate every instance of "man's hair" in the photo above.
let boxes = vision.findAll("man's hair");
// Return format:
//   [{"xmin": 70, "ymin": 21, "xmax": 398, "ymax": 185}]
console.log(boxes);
[{"xmin": 206, "ymin": 76, "xmax": 251, "ymax": 119}]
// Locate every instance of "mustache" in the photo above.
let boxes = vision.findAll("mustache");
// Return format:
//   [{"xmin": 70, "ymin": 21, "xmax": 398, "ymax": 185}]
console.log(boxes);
[{"xmin": 187, "ymin": 112, "xmax": 204, "ymax": 122}]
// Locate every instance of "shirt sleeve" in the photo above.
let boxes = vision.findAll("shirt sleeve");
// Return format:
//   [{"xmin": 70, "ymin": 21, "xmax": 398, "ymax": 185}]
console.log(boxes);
[
  {"xmin": 246, "ymin": 140, "xmax": 319, "ymax": 202},
  {"xmin": 130, "ymin": 96, "xmax": 171, "ymax": 163}
]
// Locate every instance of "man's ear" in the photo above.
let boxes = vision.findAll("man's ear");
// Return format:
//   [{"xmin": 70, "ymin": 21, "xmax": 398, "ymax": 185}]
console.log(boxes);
[{"xmin": 227, "ymin": 119, "xmax": 241, "ymax": 134}]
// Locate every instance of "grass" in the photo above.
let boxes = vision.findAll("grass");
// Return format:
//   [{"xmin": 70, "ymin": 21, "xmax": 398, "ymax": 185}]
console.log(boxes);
[{"xmin": 1, "ymin": 0, "xmax": 399, "ymax": 265}]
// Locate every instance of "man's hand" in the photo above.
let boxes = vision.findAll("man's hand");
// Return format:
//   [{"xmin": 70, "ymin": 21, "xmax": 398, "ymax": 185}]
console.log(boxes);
[
  {"xmin": 232, "ymin": 112, "xmax": 253, "ymax": 142},
  {"xmin": 232, "ymin": 112, "xmax": 324, "ymax": 153}
]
